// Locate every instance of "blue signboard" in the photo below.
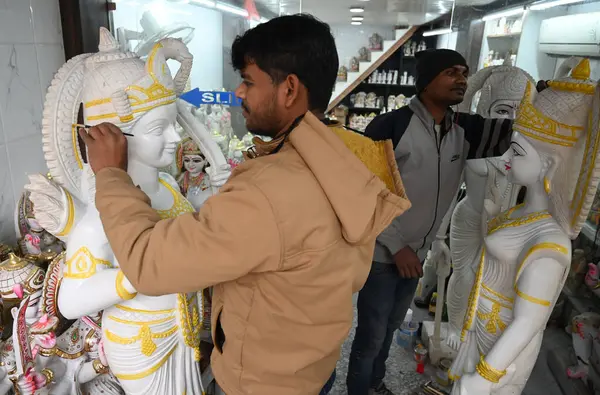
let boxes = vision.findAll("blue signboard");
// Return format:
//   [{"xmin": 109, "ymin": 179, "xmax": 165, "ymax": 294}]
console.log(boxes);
[{"xmin": 180, "ymin": 88, "xmax": 242, "ymax": 107}]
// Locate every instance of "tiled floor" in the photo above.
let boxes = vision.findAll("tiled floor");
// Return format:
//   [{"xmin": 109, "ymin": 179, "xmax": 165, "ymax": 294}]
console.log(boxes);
[{"xmin": 329, "ymin": 299, "xmax": 566, "ymax": 395}]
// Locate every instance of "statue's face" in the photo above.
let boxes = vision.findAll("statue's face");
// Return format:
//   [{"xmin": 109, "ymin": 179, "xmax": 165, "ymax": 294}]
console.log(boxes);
[
  {"xmin": 502, "ymin": 132, "xmax": 543, "ymax": 186},
  {"xmin": 183, "ymin": 154, "xmax": 206, "ymax": 176},
  {"xmin": 489, "ymin": 99, "xmax": 520, "ymax": 119},
  {"xmin": 128, "ymin": 103, "xmax": 181, "ymax": 168}
]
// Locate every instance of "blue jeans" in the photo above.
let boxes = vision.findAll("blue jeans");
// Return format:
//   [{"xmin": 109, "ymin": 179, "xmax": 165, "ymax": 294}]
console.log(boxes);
[
  {"xmin": 320, "ymin": 369, "xmax": 336, "ymax": 394},
  {"xmin": 346, "ymin": 262, "xmax": 419, "ymax": 395}
]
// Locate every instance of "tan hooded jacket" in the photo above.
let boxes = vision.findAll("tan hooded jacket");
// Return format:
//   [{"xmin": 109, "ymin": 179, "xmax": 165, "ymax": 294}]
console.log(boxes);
[{"xmin": 95, "ymin": 112, "xmax": 410, "ymax": 395}]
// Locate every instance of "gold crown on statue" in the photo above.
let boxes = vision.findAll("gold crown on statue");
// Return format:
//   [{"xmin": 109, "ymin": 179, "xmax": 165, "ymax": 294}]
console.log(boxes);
[
  {"xmin": 82, "ymin": 28, "xmax": 176, "ymax": 125},
  {"xmin": 513, "ymin": 59, "xmax": 595, "ymax": 148},
  {"xmin": 176, "ymin": 137, "xmax": 203, "ymax": 169}
]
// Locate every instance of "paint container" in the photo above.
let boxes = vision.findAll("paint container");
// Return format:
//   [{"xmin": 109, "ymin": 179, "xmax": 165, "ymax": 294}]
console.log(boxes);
[
  {"xmin": 435, "ymin": 358, "xmax": 453, "ymax": 387},
  {"xmin": 396, "ymin": 309, "xmax": 419, "ymax": 350}
]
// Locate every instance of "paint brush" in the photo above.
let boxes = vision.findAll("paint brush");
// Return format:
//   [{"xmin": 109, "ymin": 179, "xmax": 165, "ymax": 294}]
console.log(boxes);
[{"xmin": 73, "ymin": 124, "xmax": 134, "ymax": 137}]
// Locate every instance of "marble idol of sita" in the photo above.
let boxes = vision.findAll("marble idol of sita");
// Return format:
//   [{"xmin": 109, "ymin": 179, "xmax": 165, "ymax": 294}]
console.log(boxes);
[
  {"xmin": 450, "ymin": 59, "xmax": 600, "ymax": 394},
  {"xmin": 25, "ymin": 28, "xmax": 230, "ymax": 394}
]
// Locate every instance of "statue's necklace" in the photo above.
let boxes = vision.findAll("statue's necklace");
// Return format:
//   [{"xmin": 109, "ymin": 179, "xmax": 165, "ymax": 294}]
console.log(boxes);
[{"xmin": 487, "ymin": 205, "xmax": 551, "ymax": 235}]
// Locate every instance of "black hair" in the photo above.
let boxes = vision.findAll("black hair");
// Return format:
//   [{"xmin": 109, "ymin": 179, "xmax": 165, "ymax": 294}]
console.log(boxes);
[{"xmin": 231, "ymin": 14, "xmax": 339, "ymax": 113}]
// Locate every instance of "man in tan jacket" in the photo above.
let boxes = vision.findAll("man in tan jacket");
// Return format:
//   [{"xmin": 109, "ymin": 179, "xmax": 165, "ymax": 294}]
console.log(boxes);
[{"xmin": 80, "ymin": 14, "xmax": 410, "ymax": 395}]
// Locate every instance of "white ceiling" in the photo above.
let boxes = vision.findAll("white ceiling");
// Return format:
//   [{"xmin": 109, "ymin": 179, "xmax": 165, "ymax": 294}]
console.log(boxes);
[{"xmin": 258, "ymin": 0, "xmax": 498, "ymax": 26}]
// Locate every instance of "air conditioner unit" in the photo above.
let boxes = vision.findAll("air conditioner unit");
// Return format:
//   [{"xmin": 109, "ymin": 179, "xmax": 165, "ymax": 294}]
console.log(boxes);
[{"xmin": 539, "ymin": 12, "xmax": 600, "ymax": 57}]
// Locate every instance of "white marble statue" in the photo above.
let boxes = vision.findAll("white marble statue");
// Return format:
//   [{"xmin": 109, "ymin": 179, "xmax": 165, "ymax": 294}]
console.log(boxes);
[
  {"xmin": 449, "ymin": 59, "xmax": 600, "ymax": 395},
  {"xmin": 418, "ymin": 66, "xmax": 532, "ymax": 352},
  {"xmin": 25, "ymin": 28, "xmax": 230, "ymax": 395}
]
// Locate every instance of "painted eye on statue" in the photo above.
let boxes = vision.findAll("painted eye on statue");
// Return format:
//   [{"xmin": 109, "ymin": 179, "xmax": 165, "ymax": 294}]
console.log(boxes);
[
  {"xmin": 497, "ymin": 109, "xmax": 510, "ymax": 116},
  {"xmin": 510, "ymin": 142, "xmax": 526, "ymax": 157},
  {"xmin": 192, "ymin": 158, "xmax": 204, "ymax": 164}
]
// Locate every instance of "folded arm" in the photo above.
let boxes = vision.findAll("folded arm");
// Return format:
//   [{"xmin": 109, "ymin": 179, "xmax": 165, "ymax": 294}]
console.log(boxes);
[
  {"xmin": 95, "ymin": 168, "xmax": 281, "ymax": 296},
  {"xmin": 455, "ymin": 113, "xmax": 513, "ymax": 159}
]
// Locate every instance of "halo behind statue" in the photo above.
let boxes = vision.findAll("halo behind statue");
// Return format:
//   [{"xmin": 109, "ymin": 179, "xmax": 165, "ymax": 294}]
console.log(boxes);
[
  {"xmin": 41, "ymin": 27, "xmax": 193, "ymax": 203},
  {"xmin": 458, "ymin": 65, "xmax": 535, "ymax": 116}
]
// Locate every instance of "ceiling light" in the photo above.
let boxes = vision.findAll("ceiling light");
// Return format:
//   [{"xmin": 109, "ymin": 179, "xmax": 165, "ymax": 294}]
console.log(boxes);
[
  {"xmin": 422, "ymin": 27, "xmax": 453, "ymax": 37},
  {"xmin": 352, "ymin": 16, "xmax": 364, "ymax": 21},
  {"xmin": 350, "ymin": 7, "xmax": 364, "ymax": 13},
  {"xmin": 351, "ymin": 21, "xmax": 363, "ymax": 25},
  {"xmin": 530, "ymin": 0, "xmax": 583, "ymax": 10},
  {"xmin": 216, "ymin": 2, "xmax": 248, "ymax": 16},
  {"xmin": 482, "ymin": 6, "xmax": 525, "ymax": 21},
  {"xmin": 358, "ymin": 0, "xmax": 371, "ymax": 2},
  {"xmin": 189, "ymin": 0, "xmax": 215, "ymax": 7}
]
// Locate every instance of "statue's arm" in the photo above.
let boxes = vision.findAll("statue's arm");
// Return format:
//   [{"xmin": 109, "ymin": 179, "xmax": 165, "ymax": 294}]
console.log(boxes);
[
  {"xmin": 477, "ymin": 253, "xmax": 568, "ymax": 377},
  {"xmin": 57, "ymin": 207, "xmax": 136, "ymax": 320},
  {"xmin": 95, "ymin": 168, "xmax": 281, "ymax": 296}
]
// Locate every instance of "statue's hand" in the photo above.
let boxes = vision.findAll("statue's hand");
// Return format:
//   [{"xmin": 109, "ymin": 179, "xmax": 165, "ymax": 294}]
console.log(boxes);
[
  {"xmin": 455, "ymin": 372, "xmax": 493, "ymax": 395},
  {"xmin": 446, "ymin": 328, "xmax": 461, "ymax": 351},
  {"xmin": 207, "ymin": 164, "xmax": 231, "ymax": 189},
  {"xmin": 17, "ymin": 369, "xmax": 39, "ymax": 395},
  {"xmin": 25, "ymin": 174, "xmax": 68, "ymax": 236},
  {"xmin": 431, "ymin": 239, "xmax": 451, "ymax": 277}
]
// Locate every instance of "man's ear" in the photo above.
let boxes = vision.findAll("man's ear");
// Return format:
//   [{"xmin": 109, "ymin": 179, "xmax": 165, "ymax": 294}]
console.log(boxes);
[{"xmin": 283, "ymin": 74, "xmax": 301, "ymax": 108}]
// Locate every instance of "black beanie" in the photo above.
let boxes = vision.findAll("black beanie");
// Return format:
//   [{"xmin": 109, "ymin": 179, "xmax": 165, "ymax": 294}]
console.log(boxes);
[{"xmin": 415, "ymin": 49, "xmax": 468, "ymax": 93}]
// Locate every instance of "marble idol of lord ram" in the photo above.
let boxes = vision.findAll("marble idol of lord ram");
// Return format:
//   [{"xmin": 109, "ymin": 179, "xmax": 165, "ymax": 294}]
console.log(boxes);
[
  {"xmin": 445, "ymin": 59, "xmax": 600, "ymax": 394},
  {"xmin": 416, "ymin": 62, "xmax": 533, "ymax": 325},
  {"xmin": 23, "ymin": 27, "xmax": 230, "ymax": 394}
]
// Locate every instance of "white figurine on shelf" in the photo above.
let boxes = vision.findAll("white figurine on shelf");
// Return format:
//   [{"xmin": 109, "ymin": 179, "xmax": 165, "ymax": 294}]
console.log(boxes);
[
  {"xmin": 402, "ymin": 72, "xmax": 408, "ymax": 86},
  {"xmin": 25, "ymin": 28, "xmax": 230, "ymax": 395},
  {"xmin": 404, "ymin": 41, "xmax": 412, "ymax": 57},
  {"xmin": 411, "ymin": 41, "xmax": 418, "ymax": 56},
  {"xmin": 408, "ymin": 75, "xmax": 415, "ymax": 86},
  {"xmin": 392, "ymin": 70, "xmax": 399, "ymax": 85},
  {"xmin": 449, "ymin": 59, "xmax": 600, "ymax": 395},
  {"xmin": 418, "ymin": 41, "xmax": 427, "ymax": 52}
]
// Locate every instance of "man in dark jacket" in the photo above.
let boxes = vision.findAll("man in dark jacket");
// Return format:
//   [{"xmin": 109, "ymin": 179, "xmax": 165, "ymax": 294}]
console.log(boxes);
[{"xmin": 347, "ymin": 49, "xmax": 514, "ymax": 395}]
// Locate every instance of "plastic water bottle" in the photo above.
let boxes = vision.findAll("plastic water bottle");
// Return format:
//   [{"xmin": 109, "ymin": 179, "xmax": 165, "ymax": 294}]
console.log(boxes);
[{"xmin": 396, "ymin": 308, "xmax": 419, "ymax": 350}]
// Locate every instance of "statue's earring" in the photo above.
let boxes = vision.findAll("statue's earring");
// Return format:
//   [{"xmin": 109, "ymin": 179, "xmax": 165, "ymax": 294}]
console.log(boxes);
[{"xmin": 544, "ymin": 177, "xmax": 551, "ymax": 194}]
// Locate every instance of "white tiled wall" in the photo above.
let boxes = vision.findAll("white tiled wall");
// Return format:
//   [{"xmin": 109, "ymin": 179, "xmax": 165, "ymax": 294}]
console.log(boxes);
[{"xmin": 0, "ymin": 0, "xmax": 65, "ymax": 244}]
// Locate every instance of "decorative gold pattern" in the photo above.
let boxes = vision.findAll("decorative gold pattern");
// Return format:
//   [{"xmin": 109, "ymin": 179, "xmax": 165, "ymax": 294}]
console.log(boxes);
[
  {"xmin": 572, "ymin": 58, "xmax": 591, "ymax": 80},
  {"xmin": 70, "ymin": 124, "xmax": 83, "ymax": 169},
  {"xmin": 487, "ymin": 205, "xmax": 551, "ymax": 235},
  {"xmin": 54, "ymin": 348, "xmax": 86, "ymax": 360},
  {"xmin": 513, "ymin": 83, "xmax": 583, "ymax": 147},
  {"xmin": 544, "ymin": 177, "xmax": 551, "ymax": 194},
  {"xmin": 105, "ymin": 325, "xmax": 178, "ymax": 357},
  {"xmin": 114, "ymin": 304, "xmax": 175, "ymax": 315},
  {"xmin": 64, "ymin": 247, "xmax": 112, "ymax": 279},
  {"xmin": 56, "ymin": 191, "xmax": 75, "ymax": 237},
  {"xmin": 514, "ymin": 287, "xmax": 551, "ymax": 306},
  {"xmin": 86, "ymin": 43, "xmax": 176, "ymax": 123},
  {"xmin": 178, "ymin": 293, "xmax": 201, "ymax": 351},
  {"xmin": 114, "ymin": 345, "xmax": 177, "ymax": 380},
  {"xmin": 476, "ymin": 356, "xmax": 506, "ymax": 383},
  {"xmin": 515, "ymin": 242, "xmax": 569, "ymax": 280},
  {"xmin": 547, "ymin": 81, "xmax": 595, "ymax": 95},
  {"xmin": 156, "ymin": 179, "xmax": 196, "ymax": 219},
  {"xmin": 92, "ymin": 358, "xmax": 110, "ymax": 375},
  {"xmin": 41, "ymin": 368, "xmax": 55, "ymax": 384},
  {"xmin": 477, "ymin": 303, "xmax": 508, "ymax": 334},
  {"xmin": 462, "ymin": 249, "xmax": 485, "ymax": 341},
  {"xmin": 115, "ymin": 270, "xmax": 137, "ymax": 300},
  {"xmin": 108, "ymin": 315, "xmax": 174, "ymax": 326}
]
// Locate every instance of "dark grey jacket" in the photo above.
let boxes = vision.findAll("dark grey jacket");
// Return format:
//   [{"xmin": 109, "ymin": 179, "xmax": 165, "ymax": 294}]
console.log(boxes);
[{"xmin": 366, "ymin": 96, "xmax": 513, "ymax": 263}]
